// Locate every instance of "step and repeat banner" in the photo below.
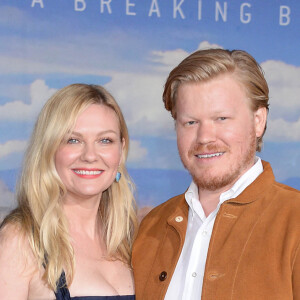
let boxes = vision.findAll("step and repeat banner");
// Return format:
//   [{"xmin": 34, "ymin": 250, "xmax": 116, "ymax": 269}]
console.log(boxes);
[{"xmin": 0, "ymin": 0, "xmax": 300, "ymax": 215}]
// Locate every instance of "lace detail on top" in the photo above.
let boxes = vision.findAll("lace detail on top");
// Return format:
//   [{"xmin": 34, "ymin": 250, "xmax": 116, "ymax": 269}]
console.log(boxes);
[{"xmin": 55, "ymin": 271, "xmax": 135, "ymax": 300}]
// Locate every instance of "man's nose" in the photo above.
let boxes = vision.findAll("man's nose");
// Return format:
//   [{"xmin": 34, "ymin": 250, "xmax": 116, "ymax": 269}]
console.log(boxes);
[{"xmin": 196, "ymin": 121, "xmax": 217, "ymax": 145}]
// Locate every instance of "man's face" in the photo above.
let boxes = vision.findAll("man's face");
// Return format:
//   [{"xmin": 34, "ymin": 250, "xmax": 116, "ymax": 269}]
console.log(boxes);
[{"xmin": 176, "ymin": 74, "xmax": 266, "ymax": 192}]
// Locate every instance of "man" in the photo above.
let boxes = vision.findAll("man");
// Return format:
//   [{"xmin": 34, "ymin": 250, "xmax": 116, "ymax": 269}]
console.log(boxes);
[{"xmin": 132, "ymin": 49, "xmax": 300, "ymax": 300}]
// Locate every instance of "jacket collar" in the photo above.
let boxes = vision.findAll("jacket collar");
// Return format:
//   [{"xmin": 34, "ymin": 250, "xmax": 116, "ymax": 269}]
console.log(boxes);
[
  {"xmin": 226, "ymin": 160, "xmax": 275, "ymax": 204},
  {"xmin": 164, "ymin": 160, "xmax": 275, "ymax": 213}
]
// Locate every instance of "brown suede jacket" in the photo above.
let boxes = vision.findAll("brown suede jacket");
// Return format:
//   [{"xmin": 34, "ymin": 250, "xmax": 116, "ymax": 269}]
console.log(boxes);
[{"xmin": 132, "ymin": 161, "xmax": 300, "ymax": 300}]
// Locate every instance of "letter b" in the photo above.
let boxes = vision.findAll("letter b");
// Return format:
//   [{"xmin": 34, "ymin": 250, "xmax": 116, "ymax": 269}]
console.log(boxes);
[{"xmin": 280, "ymin": 6, "xmax": 290, "ymax": 26}]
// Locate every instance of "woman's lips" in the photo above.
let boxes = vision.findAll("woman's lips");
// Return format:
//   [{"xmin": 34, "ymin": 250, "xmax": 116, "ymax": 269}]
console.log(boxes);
[{"xmin": 72, "ymin": 169, "xmax": 103, "ymax": 178}]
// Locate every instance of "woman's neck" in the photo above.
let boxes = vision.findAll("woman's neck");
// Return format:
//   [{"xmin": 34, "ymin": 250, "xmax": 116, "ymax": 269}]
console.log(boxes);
[{"xmin": 63, "ymin": 194, "xmax": 102, "ymax": 240}]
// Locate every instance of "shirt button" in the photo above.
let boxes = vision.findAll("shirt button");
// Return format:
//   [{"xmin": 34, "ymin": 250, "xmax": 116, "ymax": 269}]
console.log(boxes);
[
  {"xmin": 192, "ymin": 272, "xmax": 197, "ymax": 277},
  {"xmin": 175, "ymin": 216, "xmax": 183, "ymax": 222},
  {"xmin": 202, "ymin": 230, "xmax": 207, "ymax": 236},
  {"xmin": 159, "ymin": 271, "xmax": 167, "ymax": 281}
]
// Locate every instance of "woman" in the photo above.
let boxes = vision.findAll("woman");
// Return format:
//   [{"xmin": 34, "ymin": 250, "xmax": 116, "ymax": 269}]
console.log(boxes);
[{"xmin": 0, "ymin": 84, "xmax": 138, "ymax": 299}]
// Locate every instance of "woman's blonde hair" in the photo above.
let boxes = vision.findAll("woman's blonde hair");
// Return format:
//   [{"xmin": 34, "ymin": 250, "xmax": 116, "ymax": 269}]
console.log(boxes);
[{"xmin": 1, "ymin": 84, "xmax": 138, "ymax": 291}]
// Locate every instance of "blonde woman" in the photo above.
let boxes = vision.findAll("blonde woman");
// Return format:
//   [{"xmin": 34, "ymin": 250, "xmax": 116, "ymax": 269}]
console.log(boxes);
[{"xmin": 0, "ymin": 84, "xmax": 138, "ymax": 299}]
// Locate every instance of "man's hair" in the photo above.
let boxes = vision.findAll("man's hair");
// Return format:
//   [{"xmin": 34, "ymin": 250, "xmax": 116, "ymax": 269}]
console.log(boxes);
[{"xmin": 163, "ymin": 49, "xmax": 269, "ymax": 151}]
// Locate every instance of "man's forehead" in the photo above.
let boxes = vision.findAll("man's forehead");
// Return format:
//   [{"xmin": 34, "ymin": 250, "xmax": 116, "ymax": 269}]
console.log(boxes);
[{"xmin": 176, "ymin": 75, "xmax": 252, "ymax": 107}]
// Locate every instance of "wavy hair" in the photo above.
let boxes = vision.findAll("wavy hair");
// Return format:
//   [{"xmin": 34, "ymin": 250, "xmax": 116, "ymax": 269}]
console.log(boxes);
[
  {"xmin": 1, "ymin": 84, "xmax": 138, "ymax": 291},
  {"xmin": 163, "ymin": 49, "xmax": 269, "ymax": 151}
]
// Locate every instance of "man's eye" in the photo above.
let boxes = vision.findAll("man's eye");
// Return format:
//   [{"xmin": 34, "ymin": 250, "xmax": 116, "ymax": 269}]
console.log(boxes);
[
  {"xmin": 67, "ymin": 138, "xmax": 79, "ymax": 144},
  {"xmin": 186, "ymin": 121, "xmax": 196, "ymax": 125},
  {"xmin": 218, "ymin": 117, "xmax": 227, "ymax": 121}
]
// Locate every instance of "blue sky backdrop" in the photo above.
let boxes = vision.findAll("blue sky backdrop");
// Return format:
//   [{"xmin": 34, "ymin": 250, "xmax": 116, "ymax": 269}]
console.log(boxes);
[{"xmin": 0, "ymin": 0, "xmax": 300, "ymax": 208}]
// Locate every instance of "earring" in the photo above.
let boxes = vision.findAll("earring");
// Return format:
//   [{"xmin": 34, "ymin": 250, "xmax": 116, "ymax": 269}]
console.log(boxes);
[{"xmin": 115, "ymin": 171, "xmax": 121, "ymax": 183}]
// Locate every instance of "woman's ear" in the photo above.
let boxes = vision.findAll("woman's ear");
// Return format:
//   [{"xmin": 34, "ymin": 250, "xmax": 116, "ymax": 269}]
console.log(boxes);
[
  {"xmin": 119, "ymin": 137, "xmax": 126, "ymax": 166},
  {"xmin": 122, "ymin": 137, "xmax": 126, "ymax": 151}
]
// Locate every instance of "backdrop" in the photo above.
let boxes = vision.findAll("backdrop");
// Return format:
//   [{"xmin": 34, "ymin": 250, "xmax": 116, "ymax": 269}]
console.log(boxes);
[{"xmin": 0, "ymin": 0, "xmax": 300, "ymax": 218}]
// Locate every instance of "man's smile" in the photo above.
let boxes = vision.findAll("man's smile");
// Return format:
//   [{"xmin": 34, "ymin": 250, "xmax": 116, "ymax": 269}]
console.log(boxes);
[{"xmin": 196, "ymin": 152, "xmax": 225, "ymax": 159}]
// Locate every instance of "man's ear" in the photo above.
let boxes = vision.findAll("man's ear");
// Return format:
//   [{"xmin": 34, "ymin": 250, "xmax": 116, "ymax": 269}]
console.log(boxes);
[{"xmin": 254, "ymin": 107, "xmax": 268, "ymax": 138}]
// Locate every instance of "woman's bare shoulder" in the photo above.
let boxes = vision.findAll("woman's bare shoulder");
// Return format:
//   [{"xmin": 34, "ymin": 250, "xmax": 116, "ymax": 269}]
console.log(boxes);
[
  {"xmin": 0, "ymin": 222, "xmax": 28, "ymax": 254},
  {"xmin": 0, "ymin": 222, "xmax": 35, "ymax": 298},
  {"xmin": 0, "ymin": 221, "xmax": 30, "ymax": 251},
  {"xmin": 0, "ymin": 223, "xmax": 55, "ymax": 299}
]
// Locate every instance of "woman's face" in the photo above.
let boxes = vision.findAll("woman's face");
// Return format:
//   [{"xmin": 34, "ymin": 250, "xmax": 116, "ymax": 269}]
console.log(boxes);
[{"xmin": 55, "ymin": 104, "xmax": 124, "ymax": 203}]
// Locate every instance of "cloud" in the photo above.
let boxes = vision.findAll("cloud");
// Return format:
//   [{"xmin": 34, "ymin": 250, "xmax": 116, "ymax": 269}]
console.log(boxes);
[
  {"xmin": 150, "ymin": 49, "xmax": 189, "ymax": 70},
  {"xmin": 104, "ymin": 72, "xmax": 175, "ymax": 137},
  {"xmin": 127, "ymin": 140, "xmax": 148, "ymax": 163},
  {"xmin": 0, "ymin": 180, "xmax": 15, "ymax": 208},
  {"xmin": 0, "ymin": 140, "xmax": 27, "ymax": 159},
  {"xmin": 0, "ymin": 79, "xmax": 56, "ymax": 121},
  {"xmin": 149, "ymin": 40, "xmax": 223, "ymax": 72},
  {"xmin": 265, "ymin": 118, "xmax": 300, "ymax": 142},
  {"xmin": 262, "ymin": 60, "xmax": 300, "ymax": 121},
  {"xmin": 260, "ymin": 60, "xmax": 300, "ymax": 141},
  {"xmin": 197, "ymin": 41, "xmax": 223, "ymax": 50}
]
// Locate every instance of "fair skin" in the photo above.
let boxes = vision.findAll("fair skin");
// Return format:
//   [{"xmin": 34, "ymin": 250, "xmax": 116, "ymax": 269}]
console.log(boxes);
[
  {"xmin": 0, "ymin": 104, "xmax": 134, "ymax": 299},
  {"xmin": 176, "ymin": 74, "xmax": 267, "ymax": 216}
]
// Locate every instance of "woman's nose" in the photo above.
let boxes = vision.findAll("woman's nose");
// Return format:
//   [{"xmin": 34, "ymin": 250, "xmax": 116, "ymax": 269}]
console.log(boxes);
[{"xmin": 80, "ymin": 143, "xmax": 98, "ymax": 162}]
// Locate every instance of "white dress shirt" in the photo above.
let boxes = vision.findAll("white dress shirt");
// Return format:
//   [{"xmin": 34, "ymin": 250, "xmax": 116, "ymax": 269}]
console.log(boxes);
[{"xmin": 164, "ymin": 157, "xmax": 263, "ymax": 300}]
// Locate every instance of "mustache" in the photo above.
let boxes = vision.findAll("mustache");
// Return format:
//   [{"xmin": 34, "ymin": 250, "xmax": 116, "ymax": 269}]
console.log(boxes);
[{"xmin": 188, "ymin": 144, "xmax": 230, "ymax": 156}]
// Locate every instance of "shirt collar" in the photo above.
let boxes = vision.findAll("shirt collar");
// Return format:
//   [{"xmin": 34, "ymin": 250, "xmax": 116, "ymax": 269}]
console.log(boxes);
[{"xmin": 185, "ymin": 157, "xmax": 263, "ymax": 216}]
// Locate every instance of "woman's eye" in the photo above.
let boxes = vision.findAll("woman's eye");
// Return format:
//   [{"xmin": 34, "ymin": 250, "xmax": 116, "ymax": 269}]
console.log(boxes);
[
  {"xmin": 101, "ymin": 138, "xmax": 112, "ymax": 144},
  {"xmin": 67, "ymin": 138, "xmax": 80, "ymax": 144},
  {"xmin": 218, "ymin": 117, "xmax": 227, "ymax": 121}
]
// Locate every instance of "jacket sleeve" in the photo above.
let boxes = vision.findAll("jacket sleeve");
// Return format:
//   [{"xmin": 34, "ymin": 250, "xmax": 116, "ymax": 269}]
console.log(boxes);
[{"xmin": 293, "ymin": 241, "xmax": 300, "ymax": 299}]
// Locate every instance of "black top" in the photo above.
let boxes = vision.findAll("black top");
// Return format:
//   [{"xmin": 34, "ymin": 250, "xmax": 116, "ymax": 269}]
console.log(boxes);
[
  {"xmin": 71, "ymin": 297, "xmax": 135, "ymax": 300},
  {"xmin": 55, "ymin": 271, "xmax": 135, "ymax": 300}
]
